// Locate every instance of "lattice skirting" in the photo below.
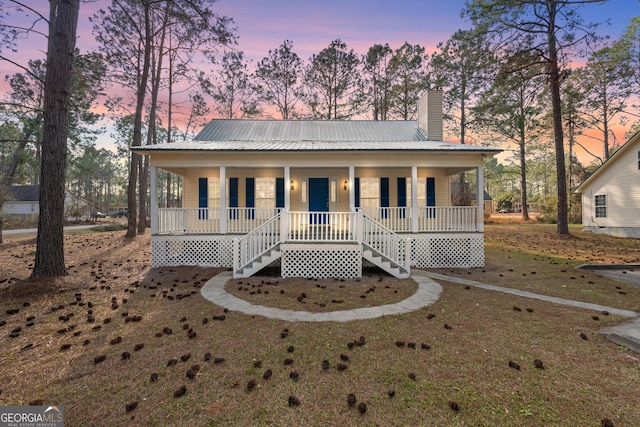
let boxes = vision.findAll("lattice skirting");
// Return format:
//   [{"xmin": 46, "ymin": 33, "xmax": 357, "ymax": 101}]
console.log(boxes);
[
  {"xmin": 404, "ymin": 233, "xmax": 484, "ymax": 268},
  {"xmin": 280, "ymin": 243, "xmax": 362, "ymax": 278},
  {"xmin": 151, "ymin": 233, "xmax": 484, "ymax": 271},
  {"xmin": 151, "ymin": 235, "xmax": 235, "ymax": 268}
]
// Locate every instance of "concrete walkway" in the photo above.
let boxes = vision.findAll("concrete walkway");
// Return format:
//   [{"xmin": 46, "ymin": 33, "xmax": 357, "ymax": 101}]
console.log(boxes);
[
  {"xmin": 200, "ymin": 269, "xmax": 640, "ymax": 352},
  {"xmin": 200, "ymin": 270, "xmax": 442, "ymax": 322},
  {"xmin": 423, "ymin": 272, "xmax": 638, "ymax": 318},
  {"xmin": 2, "ymin": 224, "xmax": 100, "ymax": 236},
  {"xmin": 423, "ymin": 272, "xmax": 640, "ymax": 353}
]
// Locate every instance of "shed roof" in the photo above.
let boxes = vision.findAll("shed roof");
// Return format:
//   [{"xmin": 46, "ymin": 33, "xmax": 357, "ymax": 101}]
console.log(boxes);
[
  {"xmin": 7, "ymin": 185, "xmax": 39, "ymax": 202},
  {"xmin": 132, "ymin": 119, "xmax": 501, "ymax": 154}
]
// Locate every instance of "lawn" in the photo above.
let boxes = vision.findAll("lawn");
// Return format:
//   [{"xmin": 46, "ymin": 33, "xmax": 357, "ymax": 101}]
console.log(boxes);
[{"xmin": 0, "ymin": 224, "xmax": 639, "ymax": 426}]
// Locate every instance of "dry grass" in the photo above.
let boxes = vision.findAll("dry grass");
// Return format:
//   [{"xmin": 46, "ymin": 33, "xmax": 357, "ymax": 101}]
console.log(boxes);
[
  {"xmin": 225, "ymin": 268, "xmax": 418, "ymax": 312},
  {"xmin": 0, "ymin": 224, "xmax": 639, "ymax": 426}
]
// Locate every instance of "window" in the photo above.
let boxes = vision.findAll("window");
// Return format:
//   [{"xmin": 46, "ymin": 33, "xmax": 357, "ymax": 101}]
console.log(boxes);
[
  {"xmin": 255, "ymin": 178, "xmax": 276, "ymax": 208},
  {"xmin": 406, "ymin": 179, "xmax": 427, "ymax": 207},
  {"xmin": 595, "ymin": 194, "xmax": 607, "ymax": 218},
  {"xmin": 359, "ymin": 177, "xmax": 379, "ymax": 208},
  {"xmin": 208, "ymin": 178, "xmax": 220, "ymax": 210}
]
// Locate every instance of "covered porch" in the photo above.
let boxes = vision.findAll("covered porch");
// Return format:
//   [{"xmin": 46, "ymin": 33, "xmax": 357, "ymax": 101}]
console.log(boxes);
[{"xmin": 147, "ymin": 164, "xmax": 487, "ymax": 278}]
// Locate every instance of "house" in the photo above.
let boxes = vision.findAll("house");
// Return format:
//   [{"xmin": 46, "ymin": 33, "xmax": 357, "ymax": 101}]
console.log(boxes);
[
  {"xmin": 451, "ymin": 182, "xmax": 494, "ymax": 215},
  {"xmin": 132, "ymin": 91, "xmax": 502, "ymax": 279},
  {"xmin": 2, "ymin": 185, "xmax": 39, "ymax": 216},
  {"xmin": 575, "ymin": 130, "xmax": 640, "ymax": 238},
  {"xmin": 1, "ymin": 185, "xmax": 91, "ymax": 219}
]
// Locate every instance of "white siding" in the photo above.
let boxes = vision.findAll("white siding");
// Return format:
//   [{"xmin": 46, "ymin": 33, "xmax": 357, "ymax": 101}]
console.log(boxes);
[{"xmin": 581, "ymin": 136, "xmax": 640, "ymax": 228}]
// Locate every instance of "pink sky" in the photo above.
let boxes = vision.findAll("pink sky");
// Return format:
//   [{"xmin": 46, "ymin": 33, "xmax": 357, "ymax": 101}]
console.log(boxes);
[{"xmin": 1, "ymin": 0, "xmax": 638, "ymax": 165}]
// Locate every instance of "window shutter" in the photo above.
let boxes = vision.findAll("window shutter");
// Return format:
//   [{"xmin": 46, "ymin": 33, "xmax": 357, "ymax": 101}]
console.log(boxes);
[
  {"xmin": 397, "ymin": 177, "xmax": 406, "ymax": 218},
  {"xmin": 380, "ymin": 177, "xmax": 389, "ymax": 218},
  {"xmin": 198, "ymin": 178, "xmax": 208, "ymax": 220},
  {"xmin": 426, "ymin": 177, "xmax": 435, "ymax": 218},
  {"xmin": 354, "ymin": 177, "xmax": 360, "ymax": 208},
  {"xmin": 246, "ymin": 177, "xmax": 255, "ymax": 219},
  {"xmin": 229, "ymin": 177, "xmax": 238, "ymax": 219},
  {"xmin": 276, "ymin": 177, "xmax": 285, "ymax": 209}
]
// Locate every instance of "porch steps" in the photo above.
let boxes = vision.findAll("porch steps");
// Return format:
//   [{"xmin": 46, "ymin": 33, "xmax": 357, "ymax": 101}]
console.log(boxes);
[
  {"xmin": 234, "ymin": 246, "xmax": 281, "ymax": 278},
  {"xmin": 362, "ymin": 247, "xmax": 410, "ymax": 279}
]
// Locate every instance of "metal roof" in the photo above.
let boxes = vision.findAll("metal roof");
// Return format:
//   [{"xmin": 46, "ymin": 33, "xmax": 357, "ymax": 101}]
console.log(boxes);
[
  {"xmin": 132, "ymin": 119, "xmax": 502, "ymax": 154},
  {"xmin": 194, "ymin": 119, "xmax": 427, "ymax": 142}
]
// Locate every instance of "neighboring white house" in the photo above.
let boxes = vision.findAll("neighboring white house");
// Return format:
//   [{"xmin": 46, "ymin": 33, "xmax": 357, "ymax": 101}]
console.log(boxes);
[
  {"xmin": 132, "ymin": 91, "xmax": 502, "ymax": 279},
  {"xmin": 575, "ymin": 130, "xmax": 640, "ymax": 238},
  {"xmin": 1, "ymin": 185, "xmax": 91, "ymax": 219},
  {"xmin": 2, "ymin": 185, "xmax": 39, "ymax": 216}
]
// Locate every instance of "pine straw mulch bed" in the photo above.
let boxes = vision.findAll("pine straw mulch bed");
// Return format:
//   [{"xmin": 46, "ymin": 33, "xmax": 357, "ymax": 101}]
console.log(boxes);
[{"xmin": 0, "ymin": 224, "xmax": 639, "ymax": 426}]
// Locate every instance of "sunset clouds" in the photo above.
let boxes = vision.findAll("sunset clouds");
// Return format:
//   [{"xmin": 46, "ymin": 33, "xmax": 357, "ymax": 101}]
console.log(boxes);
[{"xmin": 1, "ymin": 0, "xmax": 638, "ymax": 163}]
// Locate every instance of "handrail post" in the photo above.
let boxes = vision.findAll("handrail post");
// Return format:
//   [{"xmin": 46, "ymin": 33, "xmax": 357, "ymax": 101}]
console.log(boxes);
[
  {"xmin": 183, "ymin": 209, "xmax": 187, "ymax": 233},
  {"xmin": 232, "ymin": 237, "xmax": 239, "ymax": 276},
  {"xmin": 404, "ymin": 237, "xmax": 411, "ymax": 272},
  {"xmin": 280, "ymin": 211, "xmax": 288, "ymax": 242},
  {"xmin": 356, "ymin": 210, "xmax": 364, "ymax": 243}
]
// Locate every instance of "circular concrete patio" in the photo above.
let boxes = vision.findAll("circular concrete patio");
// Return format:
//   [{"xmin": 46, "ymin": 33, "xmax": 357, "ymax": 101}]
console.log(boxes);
[{"xmin": 200, "ymin": 270, "xmax": 443, "ymax": 322}]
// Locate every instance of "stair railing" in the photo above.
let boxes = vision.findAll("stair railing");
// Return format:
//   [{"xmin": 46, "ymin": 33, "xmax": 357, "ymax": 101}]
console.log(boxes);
[
  {"xmin": 359, "ymin": 211, "xmax": 411, "ymax": 273},
  {"xmin": 233, "ymin": 211, "xmax": 282, "ymax": 275}
]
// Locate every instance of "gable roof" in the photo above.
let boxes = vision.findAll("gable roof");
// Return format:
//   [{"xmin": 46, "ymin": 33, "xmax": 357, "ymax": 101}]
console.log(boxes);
[
  {"xmin": 575, "ymin": 130, "xmax": 640, "ymax": 193},
  {"xmin": 132, "ymin": 119, "xmax": 501, "ymax": 155},
  {"xmin": 7, "ymin": 185, "xmax": 39, "ymax": 202}
]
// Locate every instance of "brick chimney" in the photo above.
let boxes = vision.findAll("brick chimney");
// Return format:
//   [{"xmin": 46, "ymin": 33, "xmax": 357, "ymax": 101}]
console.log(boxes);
[{"xmin": 417, "ymin": 90, "xmax": 443, "ymax": 141}]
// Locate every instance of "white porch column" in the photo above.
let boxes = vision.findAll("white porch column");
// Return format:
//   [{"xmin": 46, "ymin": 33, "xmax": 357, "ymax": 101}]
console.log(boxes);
[
  {"xmin": 220, "ymin": 166, "xmax": 227, "ymax": 234},
  {"xmin": 348, "ymin": 166, "xmax": 355, "ymax": 211},
  {"xmin": 411, "ymin": 166, "xmax": 418, "ymax": 233},
  {"xmin": 150, "ymin": 166, "xmax": 158, "ymax": 235},
  {"xmin": 476, "ymin": 165, "xmax": 484, "ymax": 232},
  {"xmin": 284, "ymin": 166, "xmax": 291, "ymax": 211}
]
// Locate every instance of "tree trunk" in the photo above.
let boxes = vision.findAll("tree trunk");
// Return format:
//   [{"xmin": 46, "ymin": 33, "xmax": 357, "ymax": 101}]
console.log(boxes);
[
  {"xmin": 547, "ymin": 3, "xmax": 569, "ymax": 235},
  {"xmin": 126, "ymin": 154, "xmax": 139, "ymax": 237},
  {"xmin": 32, "ymin": 0, "xmax": 80, "ymax": 277},
  {"xmin": 519, "ymin": 128, "xmax": 529, "ymax": 221},
  {"xmin": 125, "ymin": 1, "xmax": 152, "ymax": 238}
]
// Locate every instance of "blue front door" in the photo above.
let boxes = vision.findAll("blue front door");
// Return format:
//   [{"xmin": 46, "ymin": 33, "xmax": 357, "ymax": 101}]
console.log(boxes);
[{"xmin": 309, "ymin": 178, "xmax": 329, "ymax": 224}]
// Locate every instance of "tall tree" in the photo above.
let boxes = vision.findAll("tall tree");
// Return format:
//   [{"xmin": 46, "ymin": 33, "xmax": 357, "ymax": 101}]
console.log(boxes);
[
  {"xmin": 254, "ymin": 40, "xmax": 303, "ymax": 119},
  {"xmin": 92, "ymin": 0, "xmax": 235, "ymax": 237},
  {"xmin": 0, "ymin": 52, "xmax": 105, "ymax": 243},
  {"xmin": 618, "ymin": 16, "xmax": 640, "ymax": 102},
  {"xmin": 430, "ymin": 27, "xmax": 494, "ymax": 145},
  {"xmin": 388, "ymin": 42, "xmax": 427, "ymax": 120},
  {"xmin": 474, "ymin": 52, "xmax": 546, "ymax": 220},
  {"xmin": 574, "ymin": 43, "xmax": 634, "ymax": 161},
  {"xmin": 362, "ymin": 43, "xmax": 394, "ymax": 120},
  {"xmin": 464, "ymin": 0, "xmax": 605, "ymax": 235},
  {"xmin": 430, "ymin": 27, "xmax": 495, "ymax": 205},
  {"xmin": 32, "ymin": 0, "xmax": 80, "ymax": 277},
  {"xmin": 303, "ymin": 39, "xmax": 363, "ymax": 120},
  {"xmin": 202, "ymin": 51, "xmax": 260, "ymax": 119}
]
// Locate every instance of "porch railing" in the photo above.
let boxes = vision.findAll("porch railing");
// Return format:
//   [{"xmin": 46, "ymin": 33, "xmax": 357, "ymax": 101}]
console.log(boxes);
[
  {"xmin": 158, "ymin": 207, "xmax": 280, "ymax": 234},
  {"xmin": 358, "ymin": 206, "xmax": 478, "ymax": 232},
  {"xmin": 285, "ymin": 211, "xmax": 355, "ymax": 241},
  {"xmin": 157, "ymin": 206, "xmax": 478, "ymax": 235}
]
